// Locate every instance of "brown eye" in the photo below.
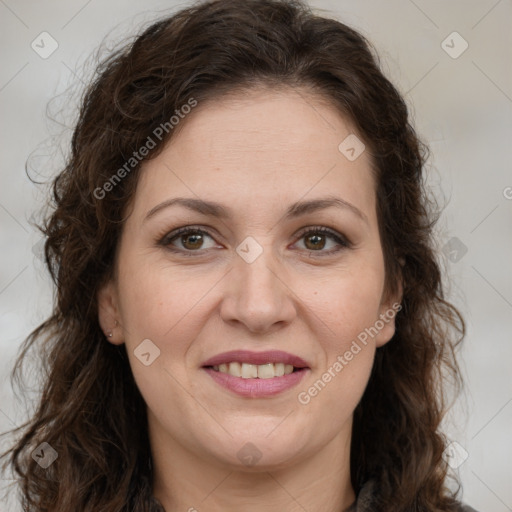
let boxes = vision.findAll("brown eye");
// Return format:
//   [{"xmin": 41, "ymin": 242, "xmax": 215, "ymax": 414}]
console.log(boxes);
[
  {"xmin": 304, "ymin": 233, "xmax": 327, "ymax": 250},
  {"xmin": 295, "ymin": 227, "xmax": 351, "ymax": 256},
  {"xmin": 162, "ymin": 227, "xmax": 217, "ymax": 253},
  {"xmin": 180, "ymin": 232, "xmax": 205, "ymax": 250},
  {"xmin": 160, "ymin": 225, "xmax": 350, "ymax": 258}
]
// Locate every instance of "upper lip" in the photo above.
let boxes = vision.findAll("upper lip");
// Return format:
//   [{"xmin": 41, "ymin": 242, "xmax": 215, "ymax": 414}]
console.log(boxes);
[{"xmin": 201, "ymin": 350, "xmax": 310, "ymax": 368}]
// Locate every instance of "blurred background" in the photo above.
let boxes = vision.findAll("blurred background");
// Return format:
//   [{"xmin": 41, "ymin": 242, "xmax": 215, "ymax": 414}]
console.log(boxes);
[{"xmin": 0, "ymin": 0, "xmax": 511, "ymax": 510}]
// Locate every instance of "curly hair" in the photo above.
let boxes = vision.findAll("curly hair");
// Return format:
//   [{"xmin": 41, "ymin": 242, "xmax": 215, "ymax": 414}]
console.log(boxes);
[{"xmin": 0, "ymin": 0, "xmax": 465, "ymax": 510}]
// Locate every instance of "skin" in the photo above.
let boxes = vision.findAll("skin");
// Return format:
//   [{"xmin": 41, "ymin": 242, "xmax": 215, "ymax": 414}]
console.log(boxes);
[{"xmin": 98, "ymin": 86, "xmax": 402, "ymax": 512}]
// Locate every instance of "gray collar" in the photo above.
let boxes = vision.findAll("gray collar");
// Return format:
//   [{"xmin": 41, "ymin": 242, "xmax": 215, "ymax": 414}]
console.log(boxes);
[{"xmin": 345, "ymin": 480, "xmax": 377, "ymax": 511}]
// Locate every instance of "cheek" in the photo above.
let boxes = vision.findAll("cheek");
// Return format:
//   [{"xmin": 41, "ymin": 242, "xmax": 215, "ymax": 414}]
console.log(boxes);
[
  {"xmin": 117, "ymin": 255, "xmax": 217, "ymax": 342},
  {"xmin": 296, "ymin": 279, "xmax": 379, "ymax": 427},
  {"xmin": 294, "ymin": 257, "xmax": 384, "ymax": 412},
  {"xmin": 116, "ymin": 260, "xmax": 210, "ymax": 417},
  {"xmin": 298, "ymin": 345, "xmax": 374, "ymax": 438},
  {"xmin": 315, "ymin": 282, "xmax": 380, "ymax": 375},
  {"xmin": 305, "ymin": 260, "xmax": 385, "ymax": 346}
]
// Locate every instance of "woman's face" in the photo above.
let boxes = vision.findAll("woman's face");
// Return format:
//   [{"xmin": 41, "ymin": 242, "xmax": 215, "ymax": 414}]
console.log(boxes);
[{"xmin": 99, "ymin": 87, "xmax": 400, "ymax": 470}]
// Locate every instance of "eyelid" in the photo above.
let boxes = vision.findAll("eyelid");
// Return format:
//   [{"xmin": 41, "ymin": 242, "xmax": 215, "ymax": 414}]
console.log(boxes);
[
  {"xmin": 158, "ymin": 225, "xmax": 220, "ymax": 250},
  {"xmin": 158, "ymin": 224, "xmax": 352, "ymax": 256},
  {"xmin": 294, "ymin": 225, "xmax": 351, "ymax": 247}
]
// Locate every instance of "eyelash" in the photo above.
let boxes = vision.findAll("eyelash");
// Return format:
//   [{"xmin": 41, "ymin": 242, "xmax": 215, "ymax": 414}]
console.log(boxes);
[{"xmin": 158, "ymin": 225, "xmax": 352, "ymax": 258}]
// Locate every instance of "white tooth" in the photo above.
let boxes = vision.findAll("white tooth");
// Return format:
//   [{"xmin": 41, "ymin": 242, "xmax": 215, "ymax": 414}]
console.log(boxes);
[
  {"xmin": 228, "ymin": 362, "xmax": 242, "ymax": 377},
  {"xmin": 217, "ymin": 362, "xmax": 293, "ymax": 378},
  {"xmin": 241, "ymin": 363, "xmax": 258, "ymax": 379},
  {"xmin": 274, "ymin": 363, "xmax": 285, "ymax": 377},
  {"xmin": 257, "ymin": 363, "xmax": 276, "ymax": 379}
]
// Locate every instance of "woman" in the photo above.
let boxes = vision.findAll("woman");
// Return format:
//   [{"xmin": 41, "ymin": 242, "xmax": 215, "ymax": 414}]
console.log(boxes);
[{"xmin": 0, "ymin": 0, "xmax": 477, "ymax": 510}]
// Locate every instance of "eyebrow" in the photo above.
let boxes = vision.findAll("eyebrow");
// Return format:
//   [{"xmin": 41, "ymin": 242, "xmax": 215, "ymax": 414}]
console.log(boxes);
[{"xmin": 144, "ymin": 195, "xmax": 368, "ymax": 224}]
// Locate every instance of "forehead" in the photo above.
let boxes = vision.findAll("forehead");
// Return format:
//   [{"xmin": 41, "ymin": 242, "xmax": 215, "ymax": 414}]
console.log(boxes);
[
  {"xmin": 133, "ymin": 87, "xmax": 376, "ymax": 224},
  {"xmin": 168, "ymin": 87, "xmax": 363, "ymax": 162}
]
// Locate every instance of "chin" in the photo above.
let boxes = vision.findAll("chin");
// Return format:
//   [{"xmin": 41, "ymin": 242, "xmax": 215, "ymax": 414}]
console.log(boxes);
[{"xmin": 205, "ymin": 426, "xmax": 311, "ymax": 470}]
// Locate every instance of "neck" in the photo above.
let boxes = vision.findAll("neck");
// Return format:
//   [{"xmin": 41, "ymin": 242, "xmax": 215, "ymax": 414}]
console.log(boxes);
[{"xmin": 150, "ymin": 415, "xmax": 355, "ymax": 512}]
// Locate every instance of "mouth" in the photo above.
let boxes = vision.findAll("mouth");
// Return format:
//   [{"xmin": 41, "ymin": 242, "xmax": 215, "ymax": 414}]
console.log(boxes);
[
  {"xmin": 200, "ymin": 350, "xmax": 310, "ymax": 397},
  {"xmin": 201, "ymin": 349, "xmax": 310, "ymax": 376}
]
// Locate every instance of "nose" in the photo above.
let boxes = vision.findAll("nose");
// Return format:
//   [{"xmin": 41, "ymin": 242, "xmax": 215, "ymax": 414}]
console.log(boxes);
[{"xmin": 219, "ymin": 243, "xmax": 297, "ymax": 334}]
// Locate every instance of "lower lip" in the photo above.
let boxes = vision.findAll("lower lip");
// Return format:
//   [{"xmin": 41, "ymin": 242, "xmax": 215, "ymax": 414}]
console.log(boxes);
[{"xmin": 202, "ymin": 367, "xmax": 309, "ymax": 397}]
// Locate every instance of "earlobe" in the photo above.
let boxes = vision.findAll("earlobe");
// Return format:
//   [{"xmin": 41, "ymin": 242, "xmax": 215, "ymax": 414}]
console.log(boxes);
[
  {"xmin": 375, "ymin": 275, "xmax": 404, "ymax": 348},
  {"xmin": 374, "ymin": 301, "xmax": 402, "ymax": 348},
  {"xmin": 97, "ymin": 280, "xmax": 124, "ymax": 345}
]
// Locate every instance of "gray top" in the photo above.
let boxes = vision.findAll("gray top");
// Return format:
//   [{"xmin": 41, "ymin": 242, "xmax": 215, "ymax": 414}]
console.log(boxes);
[{"xmin": 345, "ymin": 480, "xmax": 479, "ymax": 512}]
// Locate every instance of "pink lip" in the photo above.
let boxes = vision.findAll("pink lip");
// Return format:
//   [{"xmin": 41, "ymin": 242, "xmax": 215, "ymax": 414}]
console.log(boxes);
[
  {"xmin": 201, "ymin": 350, "xmax": 310, "ymax": 368},
  {"xmin": 203, "ymin": 367, "xmax": 309, "ymax": 398}
]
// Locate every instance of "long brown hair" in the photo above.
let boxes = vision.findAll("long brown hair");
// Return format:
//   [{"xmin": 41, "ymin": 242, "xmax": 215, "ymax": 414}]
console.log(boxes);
[{"xmin": 1, "ymin": 0, "xmax": 465, "ymax": 510}]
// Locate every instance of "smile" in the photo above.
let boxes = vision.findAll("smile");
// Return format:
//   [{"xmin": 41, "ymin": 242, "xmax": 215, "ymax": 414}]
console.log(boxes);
[{"xmin": 201, "ymin": 349, "xmax": 310, "ymax": 397}]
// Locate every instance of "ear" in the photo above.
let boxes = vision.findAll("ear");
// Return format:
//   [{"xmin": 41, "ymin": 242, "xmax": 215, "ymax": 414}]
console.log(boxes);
[
  {"xmin": 374, "ymin": 273, "xmax": 403, "ymax": 348},
  {"xmin": 97, "ymin": 279, "xmax": 124, "ymax": 345}
]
